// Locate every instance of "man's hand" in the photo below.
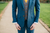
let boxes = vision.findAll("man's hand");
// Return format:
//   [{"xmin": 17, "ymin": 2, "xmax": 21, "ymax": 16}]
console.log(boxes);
[
  {"xmin": 15, "ymin": 23, "xmax": 21, "ymax": 30},
  {"xmin": 30, "ymin": 23, "xmax": 37, "ymax": 30}
]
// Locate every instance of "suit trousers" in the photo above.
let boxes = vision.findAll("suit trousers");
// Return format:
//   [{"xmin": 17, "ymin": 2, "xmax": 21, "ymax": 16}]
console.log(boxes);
[{"xmin": 18, "ymin": 20, "xmax": 34, "ymax": 33}]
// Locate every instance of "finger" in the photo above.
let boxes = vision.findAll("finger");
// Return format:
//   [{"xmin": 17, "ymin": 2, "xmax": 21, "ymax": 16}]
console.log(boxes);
[
  {"xmin": 18, "ymin": 26, "xmax": 21, "ymax": 30},
  {"xmin": 30, "ymin": 25, "xmax": 33, "ymax": 28},
  {"xmin": 17, "ymin": 27, "xmax": 21, "ymax": 30},
  {"xmin": 30, "ymin": 26, "xmax": 35, "ymax": 30},
  {"xmin": 17, "ymin": 28, "xmax": 20, "ymax": 30},
  {"xmin": 18, "ymin": 25, "xmax": 21, "ymax": 28},
  {"xmin": 30, "ymin": 27, "xmax": 34, "ymax": 30}
]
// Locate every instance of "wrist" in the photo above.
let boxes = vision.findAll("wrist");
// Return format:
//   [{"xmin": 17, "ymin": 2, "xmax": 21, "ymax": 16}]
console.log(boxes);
[
  {"xmin": 33, "ymin": 23, "xmax": 37, "ymax": 25},
  {"xmin": 15, "ymin": 23, "xmax": 17, "ymax": 25}
]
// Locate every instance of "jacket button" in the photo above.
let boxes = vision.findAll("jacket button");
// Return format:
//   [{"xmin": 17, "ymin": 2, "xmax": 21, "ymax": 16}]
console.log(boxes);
[
  {"xmin": 23, "ymin": 9, "xmax": 25, "ymax": 11},
  {"xmin": 23, "ymin": 15, "xmax": 24, "ymax": 17},
  {"xmin": 25, "ymin": 18, "xmax": 26, "ymax": 20},
  {"xmin": 26, "ymin": 8, "xmax": 27, "ymax": 9}
]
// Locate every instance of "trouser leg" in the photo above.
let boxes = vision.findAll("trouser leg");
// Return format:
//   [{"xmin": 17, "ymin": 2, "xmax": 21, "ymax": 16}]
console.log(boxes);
[
  {"xmin": 18, "ymin": 20, "xmax": 34, "ymax": 33},
  {"xmin": 18, "ymin": 20, "xmax": 26, "ymax": 33},
  {"xmin": 25, "ymin": 20, "xmax": 34, "ymax": 33},
  {"xmin": 27, "ymin": 28, "xmax": 34, "ymax": 33},
  {"xmin": 18, "ymin": 27, "xmax": 25, "ymax": 33}
]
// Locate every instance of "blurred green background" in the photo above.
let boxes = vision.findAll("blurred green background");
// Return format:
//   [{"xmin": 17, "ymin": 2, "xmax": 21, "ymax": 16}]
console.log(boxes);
[
  {"xmin": 40, "ymin": 3, "xmax": 50, "ymax": 28},
  {"xmin": 0, "ymin": 2, "xmax": 8, "ymax": 14}
]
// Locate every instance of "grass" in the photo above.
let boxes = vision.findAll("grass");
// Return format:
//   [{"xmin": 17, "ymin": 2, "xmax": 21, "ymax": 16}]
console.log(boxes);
[
  {"xmin": 0, "ymin": 2, "xmax": 8, "ymax": 14},
  {"xmin": 39, "ymin": 3, "xmax": 50, "ymax": 28}
]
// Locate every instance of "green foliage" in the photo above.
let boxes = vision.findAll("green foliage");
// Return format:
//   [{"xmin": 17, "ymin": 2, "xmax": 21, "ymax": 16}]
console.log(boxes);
[
  {"xmin": 40, "ymin": 3, "xmax": 50, "ymax": 28},
  {"xmin": 0, "ymin": 2, "xmax": 8, "ymax": 14},
  {"xmin": 46, "ymin": 0, "xmax": 49, "ymax": 3},
  {"xmin": 0, "ymin": 1, "xmax": 5, "ymax": 4}
]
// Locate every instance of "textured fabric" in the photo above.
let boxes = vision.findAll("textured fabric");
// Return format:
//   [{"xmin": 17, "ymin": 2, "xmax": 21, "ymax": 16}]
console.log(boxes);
[
  {"xmin": 12, "ymin": 0, "xmax": 40, "ymax": 28},
  {"xmin": 18, "ymin": 20, "xmax": 34, "ymax": 33},
  {"xmin": 23, "ymin": 0, "xmax": 29, "ymax": 20}
]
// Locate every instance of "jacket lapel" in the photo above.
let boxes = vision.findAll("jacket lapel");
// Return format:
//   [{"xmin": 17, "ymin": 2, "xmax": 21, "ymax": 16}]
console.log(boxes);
[
  {"xmin": 20, "ymin": 0, "xmax": 32, "ymax": 9},
  {"xmin": 28, "ymin": 0, "xmax": 32, "ymax": 9},
  {"xmin": 20, "ymin": 0, "xmax": 24, "ymax": 9}
]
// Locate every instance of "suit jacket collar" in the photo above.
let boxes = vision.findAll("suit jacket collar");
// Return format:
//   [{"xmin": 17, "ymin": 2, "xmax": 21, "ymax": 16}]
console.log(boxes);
[{"xmin": 20, "ymin": 0, "xmax": 32, "ymax": 9}]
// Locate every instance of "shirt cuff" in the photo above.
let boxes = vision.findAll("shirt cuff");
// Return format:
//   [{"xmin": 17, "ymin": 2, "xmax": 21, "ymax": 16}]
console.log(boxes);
[
  {"xmin": 34, "ymin": 22, "xmax": 38, "ymax": 24},
  {"xmin": 13, "ymin": 22, "xmax": 17, "ymax": 23}
]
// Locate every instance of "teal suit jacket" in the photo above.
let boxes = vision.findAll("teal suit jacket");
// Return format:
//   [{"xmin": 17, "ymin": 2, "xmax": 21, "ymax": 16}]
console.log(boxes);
[{"xmin": 12, "ymin": 0, "xmax": 40, "ymax": 28}]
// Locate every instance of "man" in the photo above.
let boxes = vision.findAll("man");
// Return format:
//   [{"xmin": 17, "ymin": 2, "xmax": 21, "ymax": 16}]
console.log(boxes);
[{"xmin": 12, "ymin": 0, "xmax": 40, "ymax": 33}]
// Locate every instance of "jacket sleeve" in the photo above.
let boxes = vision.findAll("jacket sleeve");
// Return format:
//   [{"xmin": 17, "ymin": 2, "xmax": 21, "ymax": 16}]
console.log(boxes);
[
  {"xmin": 34, "ymin": 0, "xmax": 40, "ymax": 23},
  {"xmin": 12, "ymin": 0, "xmax": 18, "ymax": 23}
]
